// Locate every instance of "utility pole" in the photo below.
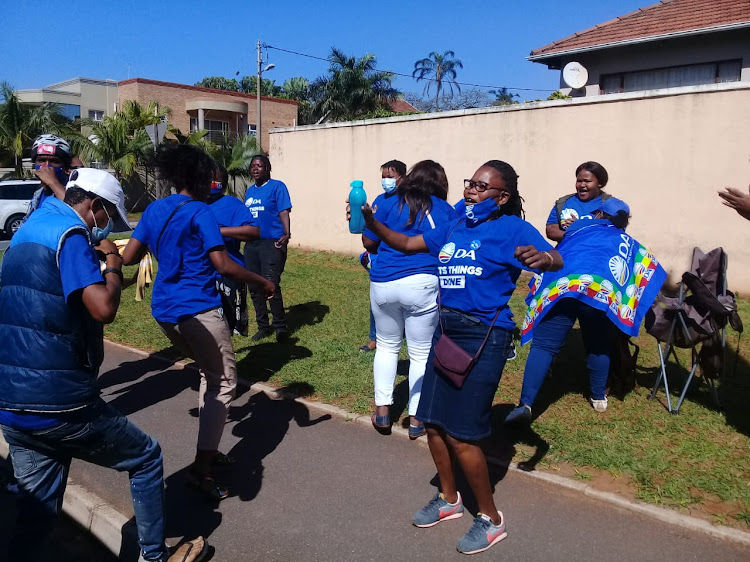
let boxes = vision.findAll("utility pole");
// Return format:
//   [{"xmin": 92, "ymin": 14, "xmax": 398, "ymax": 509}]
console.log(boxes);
[
  {"xmin": 256, "ymin": 40, "xmax": 275, "ymax": 153},
  {"xmin": 256, "ymin": 40, "xmax": 262, "ymax": 152}
]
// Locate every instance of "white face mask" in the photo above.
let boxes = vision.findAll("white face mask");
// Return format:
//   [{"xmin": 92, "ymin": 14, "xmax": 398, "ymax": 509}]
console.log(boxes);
[{"xmin": 381, "ymin": 178, "xmax": 397, "ymax": 193}]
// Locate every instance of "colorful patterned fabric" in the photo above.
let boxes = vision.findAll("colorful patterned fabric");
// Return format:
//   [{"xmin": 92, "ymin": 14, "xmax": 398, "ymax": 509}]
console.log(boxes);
[{"xmin": 521, "ymin": 220, "xmax": 667, "ymax": 345}]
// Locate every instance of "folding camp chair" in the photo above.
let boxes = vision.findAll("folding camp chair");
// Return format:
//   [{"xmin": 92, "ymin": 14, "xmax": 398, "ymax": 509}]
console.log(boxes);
[{"xmin": 644, "ymin": 247, "xmax": 743, "ymax": 414}]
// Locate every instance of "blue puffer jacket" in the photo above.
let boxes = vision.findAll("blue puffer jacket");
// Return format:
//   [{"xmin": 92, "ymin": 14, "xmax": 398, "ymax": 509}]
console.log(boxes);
[{"xmin": 0, "ymin": 197, "xmax": 103, "ymax": 413}]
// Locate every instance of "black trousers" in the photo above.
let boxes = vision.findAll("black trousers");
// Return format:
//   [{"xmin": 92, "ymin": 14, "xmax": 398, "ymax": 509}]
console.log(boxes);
[{"xmin": 244, "ymin": 239, "xmax": 287, "ymax": 331}]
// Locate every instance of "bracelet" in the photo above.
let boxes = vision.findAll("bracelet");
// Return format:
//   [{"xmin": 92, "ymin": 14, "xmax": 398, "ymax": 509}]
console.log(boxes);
[
  {"xmin": 103, "ymin": 251, "xmax": 123, "ymax": 259},
  {"xmin": 542, "ymin": 251, "xmax": 554, "ymax": 267},
  {"xmin": 102, "ymin": 267, "xmax": 123, "ymax": 281}
]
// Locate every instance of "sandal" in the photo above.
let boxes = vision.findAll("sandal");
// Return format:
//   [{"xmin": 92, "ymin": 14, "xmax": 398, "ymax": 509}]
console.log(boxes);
[
  {"xmin": 371, "ymin": 412, "xmax": 391, "ymax": 435},
  {"xmin": 409, "ymin": 424, "xmax": 426, "ymax": 440},
  {"xmin": 185, "ymin": 470, "xmax": 229, "ymax": 501},
  {"xmin": 212, "ymin": 451, "xmax": 236, "ymax": 466},
  {"xmin": 168, "ymin": 536, "xmax": 209, "ymax": 562}
]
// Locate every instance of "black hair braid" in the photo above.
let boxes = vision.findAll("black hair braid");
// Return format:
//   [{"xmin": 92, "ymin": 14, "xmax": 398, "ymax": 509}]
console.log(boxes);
[{"xmin": 482, "ymin": 160, "xmax": 525, "ymax": 219}]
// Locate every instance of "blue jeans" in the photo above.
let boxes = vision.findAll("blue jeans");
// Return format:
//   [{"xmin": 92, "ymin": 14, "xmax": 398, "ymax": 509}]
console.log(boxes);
[
  {"xmin": 1, "ymin": 399, "xmax": 168, "ymax": 561},
  {"xmin": 521, "ymin": 299, "xmax": 611, "ymax": 405}
]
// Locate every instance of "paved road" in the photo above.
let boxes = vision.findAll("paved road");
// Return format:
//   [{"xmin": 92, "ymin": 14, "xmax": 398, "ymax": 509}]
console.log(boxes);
[
  {"xmin": 7, "ymin": 343, "xmax": 750, "ymax": 561},
  {"xmin": 0, "ymin": 240, "xmax": 10, "ymax": 252}
]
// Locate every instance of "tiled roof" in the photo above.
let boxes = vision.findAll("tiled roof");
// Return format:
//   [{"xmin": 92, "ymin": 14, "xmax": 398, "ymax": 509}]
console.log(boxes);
[
  {"xmin": 388, "ymin": 98, "xmax": 418, "ymax": 113},
  {"xmin": 530, "ymin": 0, "xmax": 750, "ymax": 58}
]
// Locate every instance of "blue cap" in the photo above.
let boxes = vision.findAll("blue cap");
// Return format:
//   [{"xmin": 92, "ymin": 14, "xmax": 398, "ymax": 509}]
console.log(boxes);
[
  {"xmin": 598, "ymin": 197, "xmax": 630, "ymax": 217},
  {"xmin": 350, "ymin": 180, "xmax": 363, "ymax": 188}
]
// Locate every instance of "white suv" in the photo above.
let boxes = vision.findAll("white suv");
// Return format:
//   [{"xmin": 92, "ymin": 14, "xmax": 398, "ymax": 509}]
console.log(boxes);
[{"xmin": 0, "ymin": 179, "xmax": 41, "ymax": 237}]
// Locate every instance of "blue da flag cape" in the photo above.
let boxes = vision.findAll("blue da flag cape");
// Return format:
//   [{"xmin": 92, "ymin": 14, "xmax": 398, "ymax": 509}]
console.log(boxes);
[{"xmin": 521, "ymin": 220, "xmax": 667, "ymax": 345}]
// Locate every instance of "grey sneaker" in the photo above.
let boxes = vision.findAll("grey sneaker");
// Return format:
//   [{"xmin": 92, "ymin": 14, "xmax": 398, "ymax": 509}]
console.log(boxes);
[
  {"xmin": 412, "ymin": 492, "xmax": 464, "ymax": 528},
  {"xmin": 456, "ymin": 512, "xmax": 507, "ymax": 555}
]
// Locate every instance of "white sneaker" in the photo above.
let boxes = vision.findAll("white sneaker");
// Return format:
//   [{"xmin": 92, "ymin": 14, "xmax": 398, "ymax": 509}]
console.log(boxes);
[{"xmin": 589, "ymin": 397, "xmax": 608, "ymax": 412}]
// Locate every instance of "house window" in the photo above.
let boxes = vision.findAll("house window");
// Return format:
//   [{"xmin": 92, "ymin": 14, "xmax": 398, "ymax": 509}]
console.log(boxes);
[
  {"xmin": 88, "ymin": 110, "xmax": 104, "ymax": 121},
  {"xmin": 190, "ymin": 118, "xmax": 229, "ymax": 143},
  {"xmin": 248, "ymin": 124, "xmax": 257, "ymax": 137},
  {"xmin": 600, "ymin": 59, "xmax": 742, "ymax": 94}
]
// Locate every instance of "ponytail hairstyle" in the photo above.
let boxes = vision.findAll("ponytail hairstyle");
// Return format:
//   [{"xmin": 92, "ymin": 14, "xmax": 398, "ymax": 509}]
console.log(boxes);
[
  {"xmin": 397, "ymin": 159, "xmax": 449, "ymax": 226},
  {"xmin": 482, "ymin": 160, "xmax": 525, "ymax": 219}
]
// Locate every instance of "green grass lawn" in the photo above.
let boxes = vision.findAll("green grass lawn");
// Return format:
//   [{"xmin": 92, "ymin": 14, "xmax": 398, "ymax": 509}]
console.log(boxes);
[{"xmin": 101, "ymin": 247, "xmax": 749, "ymax": 528}]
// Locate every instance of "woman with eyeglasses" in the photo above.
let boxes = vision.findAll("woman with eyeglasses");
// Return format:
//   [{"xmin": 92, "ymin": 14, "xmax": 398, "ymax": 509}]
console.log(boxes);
[
  {"xmin": 362, "ymin": 160, "xmax": 562, "ymax": 555},
  {"xmin": 363, "ymin": 160, "xmax": 457, "ymax": 439}
]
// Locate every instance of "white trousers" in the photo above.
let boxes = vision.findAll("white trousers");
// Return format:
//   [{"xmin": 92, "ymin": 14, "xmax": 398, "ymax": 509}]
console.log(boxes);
[{"xmin": 370, "ymin": 273, "xmax": 439, "ymax": 416}]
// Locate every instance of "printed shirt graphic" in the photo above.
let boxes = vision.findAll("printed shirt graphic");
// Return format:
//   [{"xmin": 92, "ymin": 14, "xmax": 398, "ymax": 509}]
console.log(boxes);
[
  {"xmin": 209, "ymin": 194, "xmax": 257, "ymax": 266},
  {"xmin": 521, "ymin": 219, "xmax": 667, "ymax": 345},
  {"xmin": 368, "ymin": 196, "xmax": 458, "ymax": 283},
  {"xmin": 546, "ymin": 194, "xmax": 603, "ymax": 226},
  {"xmin": 423, "ymin": 215, "xmax": 552, "ymax": 329},
  {"xmin": 244, "ymin": 179, "xmax": 292, "ymax": 240},
  {"xmin": 132, "ymin": 194, "xmax": 224, "ymax": 324}
]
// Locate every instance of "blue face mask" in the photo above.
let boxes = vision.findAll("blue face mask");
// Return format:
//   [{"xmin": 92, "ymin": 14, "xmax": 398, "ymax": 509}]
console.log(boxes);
[
  {"xmin": 381, "ymin": 177, "xmax": 397, "ymax": 193},
  {"xmin": 35, "ymin": 164, "xmax": 69, "ymax": 186},
  {"xmin": 464, "ymin": 197, "xmax": 500, "ymax": 227},
  {"xmin": 91, "ymin": 202, "xmax": 112, "ymax": 243}
]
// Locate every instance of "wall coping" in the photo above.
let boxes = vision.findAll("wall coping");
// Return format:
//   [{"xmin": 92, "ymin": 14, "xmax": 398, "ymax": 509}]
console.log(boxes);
[{"xmin": 271, "ymin": 81, "xmax": 750, "ymax": 134}]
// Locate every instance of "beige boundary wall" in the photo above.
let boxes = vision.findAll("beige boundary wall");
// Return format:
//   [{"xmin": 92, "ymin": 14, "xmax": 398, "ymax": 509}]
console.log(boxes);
[{"xmin": 269, "ymin": 83, "xmax": 750, "ymax": 292}]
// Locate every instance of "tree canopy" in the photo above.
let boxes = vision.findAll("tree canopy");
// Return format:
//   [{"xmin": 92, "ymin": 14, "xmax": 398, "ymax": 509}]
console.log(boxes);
[{"xmin": 412, "ymin": 51, "xmax": 463, "ymax": 112}]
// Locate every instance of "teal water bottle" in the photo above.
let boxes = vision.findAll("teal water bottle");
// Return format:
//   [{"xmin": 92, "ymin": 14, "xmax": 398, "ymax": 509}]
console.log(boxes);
[{"xmin": 348, "ymin": 180, "xmax": 367, "ymax": 234}]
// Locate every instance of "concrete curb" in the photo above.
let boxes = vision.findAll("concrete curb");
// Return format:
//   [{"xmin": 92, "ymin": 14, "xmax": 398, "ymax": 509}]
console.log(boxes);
[{"xmin": 4, "ymin": 339, "xmax": 749, "ymax": 558}]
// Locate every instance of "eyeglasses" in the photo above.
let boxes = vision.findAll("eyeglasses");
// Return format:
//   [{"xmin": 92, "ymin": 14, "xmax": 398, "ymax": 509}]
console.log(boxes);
[{"xmin": 464, "ymin": 179, "xmax": 505, "ymax": 193}]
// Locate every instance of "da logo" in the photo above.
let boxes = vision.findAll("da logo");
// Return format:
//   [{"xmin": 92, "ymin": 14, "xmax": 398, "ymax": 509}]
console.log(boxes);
[
  {"xmin": 556, "ymin": 277, "xmax": 570, "ymax": 293},
  {"xmin": 560, "ymin": 208, "xmax": 579, "ymax": 222},
  {"xmin": 634, "ymin": 262, "xmax": 645, "ymax": 279},
  {"xmin": 439, "ymin": 242, "xmax": 456, "ymax": 263},
  {"xmin": 470, "ymin": 239, "xmax": 481, "ymax": 250},
  {"xmin": 533, "ymin": 274, "xmax": 543, "ymax": 292},
  {"xmin": 578, "ymin": 274, "xmax": 593, "ymax": 293},
  {"xmin": 620, "ymin": 304, "xmax": 634, "ymax": 321},
  {"xmin": 609, "ymin": 255, "xmax": 630, "ymax": 285},
  {"xmin": 625, "ymin": 284, "xmax": 637, "ymax": 298}
]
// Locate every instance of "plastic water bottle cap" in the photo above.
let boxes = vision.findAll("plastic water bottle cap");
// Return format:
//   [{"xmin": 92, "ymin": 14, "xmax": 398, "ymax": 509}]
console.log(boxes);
[{"xmin": 350, "ymin": 180, "xmax": 363, "ymax": 188}]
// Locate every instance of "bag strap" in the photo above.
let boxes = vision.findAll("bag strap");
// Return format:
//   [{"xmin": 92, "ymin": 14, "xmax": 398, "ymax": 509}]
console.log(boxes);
[
  {"xmin": 155, "ymin": 199, "xmax": 197, "ymax": 258},
  {"xmin": 435, "ymin": 217, "xmax": 501, "ymax": 362}
]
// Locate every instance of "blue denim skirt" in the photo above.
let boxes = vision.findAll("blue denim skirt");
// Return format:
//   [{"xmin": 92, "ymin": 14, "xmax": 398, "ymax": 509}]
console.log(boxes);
[{"xmin": 416, "ymin": 308, "xmax": 512, "ymax": 441}]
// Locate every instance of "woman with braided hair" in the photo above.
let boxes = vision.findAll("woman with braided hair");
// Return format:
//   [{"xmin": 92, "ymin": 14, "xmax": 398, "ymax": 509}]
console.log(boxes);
[{"xmin": 362, "ymin": 160, "xmax": 562, "ymax": 555}]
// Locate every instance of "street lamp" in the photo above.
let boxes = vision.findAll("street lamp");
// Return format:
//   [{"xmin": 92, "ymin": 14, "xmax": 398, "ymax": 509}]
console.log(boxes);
[{"xmin": 256, "ymin": 40, "xmax": 275, "ymax": 152}]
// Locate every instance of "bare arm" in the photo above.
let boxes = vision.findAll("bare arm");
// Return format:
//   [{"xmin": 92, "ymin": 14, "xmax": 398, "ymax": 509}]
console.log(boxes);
[
  {"xmin": 513, "ymin": 246, "xmax": 563, "ymax": 272},
  {"xmin": 276, "ymin": 209, "xmax": 291, "ymax": 248},
  {"xmin": 220, "ymin": 225, "xmax": 260, "ymax": 242},
  {"xmin": 362, "ymin": 234, "xmax": 380, "ymax": 253},
  {"xmin": 81, "ymin": 239, "xmax": 122, "ymax": 324},
  {"xmin": 545, "ymin": 223, "xmax": 566, "ymax": 242},
  {"xmin": 362, "ymin": 203, "xmax": 428, "ymax": 254},
  {"xmin": 122, "ymin": 237, "xmax": 146, "ymax": 266},
  {"xmin": 208, "ymin": 248, "xmax": 275, "ymax": 297}
]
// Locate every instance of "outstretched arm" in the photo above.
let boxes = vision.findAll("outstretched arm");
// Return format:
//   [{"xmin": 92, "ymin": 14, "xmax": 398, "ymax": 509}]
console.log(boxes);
[
  {"xmin": 221, "ymin": 225, "xmax": 260, "ymax": 241},
  {"xmin": 514, "ymin": 246, "xmax": 563, "ymax": 272},
  {"xmin": 718, "ymin": 186, "xmax": 750, "ymax": 221},
  {"xmin": 362, "ymin": 203, "xmax": 428, "ymax": 254},
  {"xmin": 209, "ymin": 248, "xmax": 275, "ymax": 297}
]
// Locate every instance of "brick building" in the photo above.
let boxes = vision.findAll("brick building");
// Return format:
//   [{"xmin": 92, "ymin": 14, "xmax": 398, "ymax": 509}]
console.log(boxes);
[{"xmin": 118, "ymin": 78, "xmax": 298, "ymax": 149}]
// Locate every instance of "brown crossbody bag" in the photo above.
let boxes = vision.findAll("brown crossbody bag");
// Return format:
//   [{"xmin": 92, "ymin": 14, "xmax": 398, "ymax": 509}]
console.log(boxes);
[{"xmin": 431, "ymin": 219, "xmax": 501, "ymax": 388}]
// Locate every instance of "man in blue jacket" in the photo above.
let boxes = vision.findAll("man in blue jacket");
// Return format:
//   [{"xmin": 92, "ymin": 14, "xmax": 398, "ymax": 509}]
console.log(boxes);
[{"xmin": 0, "ymin": 168, "xmax": 206, "ymax": 562}]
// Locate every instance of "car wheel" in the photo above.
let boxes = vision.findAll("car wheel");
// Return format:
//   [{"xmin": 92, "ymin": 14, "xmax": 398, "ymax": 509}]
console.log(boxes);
[{"xmin": 5, "ymin": 214, "xmax": 25, "ymax": 237}]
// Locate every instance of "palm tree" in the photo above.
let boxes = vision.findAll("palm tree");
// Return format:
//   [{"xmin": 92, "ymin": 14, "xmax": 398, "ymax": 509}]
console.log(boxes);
[
  {"xmin": 489, "ymin": 87, "xmax": 519, "ymax": 106},
  {"xmin": 0, "ymin": 82, "xmax": 64, "ymax": 175},
  {"xmin": 313, "ymin": 48, "xmax": 399, "ymax": 122},
  {"xmin": 412, "ymin": 51, "xmax": 463, "ymax": 112}
]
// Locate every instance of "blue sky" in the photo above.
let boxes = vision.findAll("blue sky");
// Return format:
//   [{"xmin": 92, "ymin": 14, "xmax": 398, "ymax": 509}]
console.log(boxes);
[{"xmin": 3, "ymin": 0, "xmax": 654, "ymax": 99}]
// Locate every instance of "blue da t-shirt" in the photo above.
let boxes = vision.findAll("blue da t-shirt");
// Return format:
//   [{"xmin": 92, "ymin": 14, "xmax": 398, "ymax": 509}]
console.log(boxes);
[
  {"xmin": 423, "ymin": 215, "xmax": 553, "ymax": 328},
  {"xmin": 209, "ymin": 194, "xmax": 257, "ymax": 266},
  {"xmin": 367, "ymin": 196, "xmax": 458, "ymax": 283},
  {"xmin": 546, "ymin": 194, "xmax": 603, "ymax": 227},
  {"xmin": 244, "ymin": 179, "xmax": 292, "ymax": 240},
  {"xmin": 132, "ymin": 194, "xmax": 225, "ymax": 324},
  {"xmin": 362, "ymin": 191, "xmax": 398, "ymax": 242}
]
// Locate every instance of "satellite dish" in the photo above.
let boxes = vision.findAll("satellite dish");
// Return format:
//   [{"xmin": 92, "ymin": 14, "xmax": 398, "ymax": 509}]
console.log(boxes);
[{"xmin": 562, "ymin": 61, "xmax": 588, "ymax": 89}]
